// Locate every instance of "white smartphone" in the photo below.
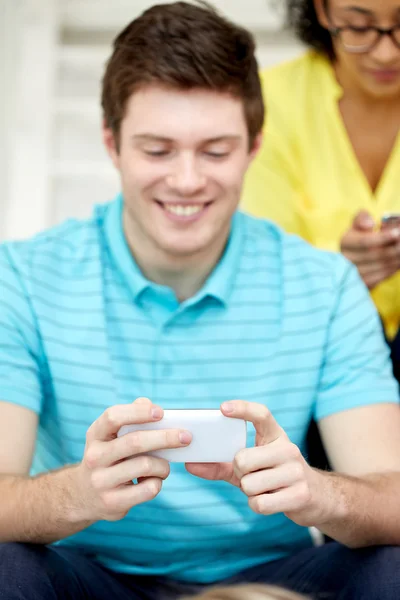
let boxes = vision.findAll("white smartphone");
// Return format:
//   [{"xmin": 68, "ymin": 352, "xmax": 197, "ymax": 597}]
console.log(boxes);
[
  {"xmin": 117, "ymin": 409, "xmax": 247, "ymax": 463},
  {"xmin": 381, "ymin": 213, "xmax": 400, "ymax": 230}
]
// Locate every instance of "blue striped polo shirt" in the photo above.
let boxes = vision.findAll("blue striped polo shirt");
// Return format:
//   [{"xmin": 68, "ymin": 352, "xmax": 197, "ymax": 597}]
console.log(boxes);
[{"xmin": 0, "ymin": 193, "xmax": 398, "ymax": 583}]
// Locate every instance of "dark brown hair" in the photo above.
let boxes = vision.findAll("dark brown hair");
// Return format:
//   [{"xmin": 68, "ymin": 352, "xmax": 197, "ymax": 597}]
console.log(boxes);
[
  {"xmin": 101, "ymin": 1, "xmax": 264, "ymax": 150},
  {"xmin": 287, "ymin": 0, "xmax": 334, "ymax": 58}
]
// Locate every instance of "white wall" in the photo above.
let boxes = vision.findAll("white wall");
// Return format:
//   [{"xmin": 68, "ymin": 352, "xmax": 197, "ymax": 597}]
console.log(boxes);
[
  {"xmin": 0, "ymin": 0, "xmax": 303, "ymax": 241},
  {"xmin": 1, "ymin": 0, "xmax": 59, "ymax": 242},
  {"xmin": 0, "ymin": 0, "xmax": 18, "ymax": 240}
]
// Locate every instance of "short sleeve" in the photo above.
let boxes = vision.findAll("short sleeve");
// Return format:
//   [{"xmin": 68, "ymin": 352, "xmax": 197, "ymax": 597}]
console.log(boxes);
[
  {"xmin": 0, "ymin": 245, "xmax": 44, "ymax": 413},
  {"xmin": 315, "ymin": 261, "xmax": 399, "ymax": 421}
]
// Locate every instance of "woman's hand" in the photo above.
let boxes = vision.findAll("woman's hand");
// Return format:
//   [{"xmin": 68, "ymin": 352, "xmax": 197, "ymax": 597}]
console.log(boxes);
[{"xmin": 341, "ymin": 210, "xmax": 400, "ymax": 289}]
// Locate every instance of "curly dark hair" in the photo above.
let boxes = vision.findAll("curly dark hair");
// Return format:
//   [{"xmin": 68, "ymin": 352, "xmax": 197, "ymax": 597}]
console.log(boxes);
[{"xmin": 287, "ymin": 0, "xmax": 334, "ymax": 58}]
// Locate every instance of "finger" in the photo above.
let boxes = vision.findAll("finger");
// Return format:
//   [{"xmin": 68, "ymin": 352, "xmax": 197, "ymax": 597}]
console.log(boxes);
[
  {"xmin": 105, "ymin": 477, "xmax": 164, "ymax": 516},
  {"xmin": 91, "ymin": 455, "xmax": 170, "ymax": 489},
  {"xmin": 347, "ymin": 242, "xmax": 400, "ymax": 267},
  {"xmin": 240, "ymin": 463, "xmax": 304, "ymax": 497},
  {"xmin": 248, "ymin": 482, "xmax": 310, "ymax": 516},
  {"xmin": 185, "ymin": 462, "xmax": 240, "ymax": 487},
  {"xmin": 221, "ymin": 401, "xmax": 285, "ymax": 446},
  {"xmin": 87, "ymin": 399, "xmax": 163, "ymax": 443},
  {"xmin": 363, "ymin": 265, "xmax": 400, "ymax": 290},
  {"xmin": 364, "ymin": 241, "xmax": 400, "ymax": 264},
  {"xmin": 358, "ymin": 258, "xmax": 400, "ymax": 278},
  {"xmin": 352, "ymin": 210, "xmax": 375, "ymax": 231},
  {"xmin": 233, "ymin": 441, "xmax": 301, "ymax": 478},
  {"xmin": 87, "ymin": 428, "xmax": 192, "ymax": 467},
  {"xmin": 341, "ymin": 228, "xmax": 400, "ymax": 253},
  {"xmin": 134, "ymin": 397, "xmax": 152, "ymax": 405}
]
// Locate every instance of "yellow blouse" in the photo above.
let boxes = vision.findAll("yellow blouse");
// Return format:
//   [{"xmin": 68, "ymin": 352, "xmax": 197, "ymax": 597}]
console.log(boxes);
[{"xmin": 242, "ymin": 51, "xmax": 400, "ymax": 339}]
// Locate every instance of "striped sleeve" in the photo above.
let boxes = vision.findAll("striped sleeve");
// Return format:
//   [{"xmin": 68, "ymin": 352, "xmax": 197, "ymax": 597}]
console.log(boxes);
[
  {"xmin": 0, "ymin": 245, "xmax": 44, "ymax": 413},
  {"xmin": 315, "ymin": 261, "xmax": 399, "ymax": 421}
]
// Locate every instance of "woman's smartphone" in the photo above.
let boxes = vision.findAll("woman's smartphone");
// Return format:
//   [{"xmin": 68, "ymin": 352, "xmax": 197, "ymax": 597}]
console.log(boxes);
[
  {"xmin": 117, "ymin": 409, "xmax": 247, "ymax": 463},
  {"xmin": 381, "ymin": 213, "xmax": 400, "ymax": 230}
]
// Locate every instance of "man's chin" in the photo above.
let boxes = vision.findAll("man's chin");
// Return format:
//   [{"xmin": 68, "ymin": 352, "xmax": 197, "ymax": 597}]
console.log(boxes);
[{"xmin": 159, "ymin": 243, "xmax": 209, "ymax": 260}]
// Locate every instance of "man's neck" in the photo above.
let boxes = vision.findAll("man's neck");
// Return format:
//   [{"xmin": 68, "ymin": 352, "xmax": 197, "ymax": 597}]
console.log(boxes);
[
  {"xmin": 122, "ymin": 212, "xmax": 230, "ymax": 302},
  {"xmin": 133, "ymin": 263, "xmax": 213, "ymax": 302}
]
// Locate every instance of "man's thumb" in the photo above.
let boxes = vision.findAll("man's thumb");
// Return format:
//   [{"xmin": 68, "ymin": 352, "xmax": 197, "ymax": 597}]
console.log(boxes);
[{"xmin": 353, "ymin": 210, "xmax": 375, "ymax": 231}]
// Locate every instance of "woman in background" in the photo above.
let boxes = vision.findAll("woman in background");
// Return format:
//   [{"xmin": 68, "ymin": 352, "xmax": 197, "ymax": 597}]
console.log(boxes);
[{"xmin": 242, "ymin": 0, "xmax": 400, "ymax": 375}]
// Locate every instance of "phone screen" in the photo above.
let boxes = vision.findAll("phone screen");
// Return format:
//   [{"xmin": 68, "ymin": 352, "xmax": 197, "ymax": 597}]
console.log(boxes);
[{"xmin": 381, "ymin": 214, "xmax": 400, "ymax": 230}]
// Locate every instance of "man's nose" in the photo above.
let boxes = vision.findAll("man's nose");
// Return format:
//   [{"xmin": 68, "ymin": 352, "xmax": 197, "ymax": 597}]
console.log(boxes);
[{"xmin": 166, "ymin": 155, "xmax": 207, "ymax": 195}]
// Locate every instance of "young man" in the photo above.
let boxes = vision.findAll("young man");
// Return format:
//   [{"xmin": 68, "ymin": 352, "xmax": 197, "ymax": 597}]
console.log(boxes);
[{"xmin": 0, "ymin": 2, "xmax": 400, "ymax": 598}]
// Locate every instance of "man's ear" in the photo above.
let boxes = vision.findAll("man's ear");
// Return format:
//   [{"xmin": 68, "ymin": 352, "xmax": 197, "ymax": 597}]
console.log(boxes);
[
  {"xmin": 248, "ymin": 132, "xmax": 263, "ymax": 162},
  {"xmin": 102, "ymin": 120, "xmax": 120, "ymax": 170},
  {"xmin": 313, "ymin": 0, "xmax": 330, "ymax": 29}
]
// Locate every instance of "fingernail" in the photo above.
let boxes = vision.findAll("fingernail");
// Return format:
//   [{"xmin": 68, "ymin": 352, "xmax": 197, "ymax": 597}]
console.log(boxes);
[
  {"xmin": 362, "ymin": 217, "xmax": 375, "ymax": 228},
  {"xmin": 179, "ymin": 431, "xmax": 192, "ymax": 444},
  {"xmin": 222, "ymin": 402, "xmax": 234, "ymax": 413},
  {"xmin": 152, "ymin": 408, "xmax": 162, "ymax": 419},
  {"xmin": 391, "ymin": 228, "xmax": 400, "ymax": 239}
]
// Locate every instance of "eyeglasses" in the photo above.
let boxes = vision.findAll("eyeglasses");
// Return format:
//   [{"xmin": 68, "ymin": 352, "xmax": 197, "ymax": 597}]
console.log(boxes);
[
  {"xmin": 322, "ymin": 0, "xmax": 400, "ymax": 54},
  {"xmin": 328, "ymin": 24, "xmax": 400, "ymax": 54}
]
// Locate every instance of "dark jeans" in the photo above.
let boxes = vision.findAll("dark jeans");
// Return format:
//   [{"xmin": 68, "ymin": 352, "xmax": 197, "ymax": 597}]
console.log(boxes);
[
  {"xmin": 389, "ymin": 328, "xmax": 400, "ymax": 383},
  {"xmin": 1, "ymin": 542, "xmax": 400, "ymax": 600}
]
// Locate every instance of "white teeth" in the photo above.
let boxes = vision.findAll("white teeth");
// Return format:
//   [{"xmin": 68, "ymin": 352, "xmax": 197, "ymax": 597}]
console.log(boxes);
[{"xmin": 164, "ymin": 204, "xmax": 203, "ymax": 216}]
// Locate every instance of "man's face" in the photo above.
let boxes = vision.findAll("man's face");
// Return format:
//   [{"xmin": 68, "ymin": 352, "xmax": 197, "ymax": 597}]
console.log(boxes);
[
  {"xmin": 316, "ymin": 0, "xmax": 400, "ymax": 98},
  {"xmin": 104, "ymin": 86, "xmax": 259, "ymax": 264}
]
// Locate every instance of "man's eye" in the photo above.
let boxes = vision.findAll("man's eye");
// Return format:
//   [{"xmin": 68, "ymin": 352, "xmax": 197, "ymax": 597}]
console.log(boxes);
[
  {"xmin": 144, "ymin": 150, "xmax": 169, "ymax": 157},
  {"xmin": 205, "ymin": 151, "xmax": 230, "ymax": 158}
]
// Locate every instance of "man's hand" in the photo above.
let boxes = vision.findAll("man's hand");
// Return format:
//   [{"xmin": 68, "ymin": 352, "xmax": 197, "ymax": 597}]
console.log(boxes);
[
  {"xmin": 186, "ymin": 401, "xmax": 331, "ymax": 528},
  {"xmin": 72, "ymin": 397, "xmax": 192, "ymax": 523},
  {"xmin": 341, "ymin": 210, "xmax": 400, "ymax": 289}
]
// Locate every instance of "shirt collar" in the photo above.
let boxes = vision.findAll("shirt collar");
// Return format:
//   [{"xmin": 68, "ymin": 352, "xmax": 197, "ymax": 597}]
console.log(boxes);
[
  {"xmin": 103, "ymin": 193, "xmax": 150, "ymax": 303},
  {"xmin": 103, "ymin": 193, "xmax": 243, "ymax": 308},
  {"xmin": 189, "ymin": 211, "xmax": 243, "ymax": 308}
]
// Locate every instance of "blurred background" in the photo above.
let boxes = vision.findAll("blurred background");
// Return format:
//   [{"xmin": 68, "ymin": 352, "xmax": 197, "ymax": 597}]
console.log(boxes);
[{"xmin": 0, "ymin": 0, "xmax": 304, "ymax": 242}]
